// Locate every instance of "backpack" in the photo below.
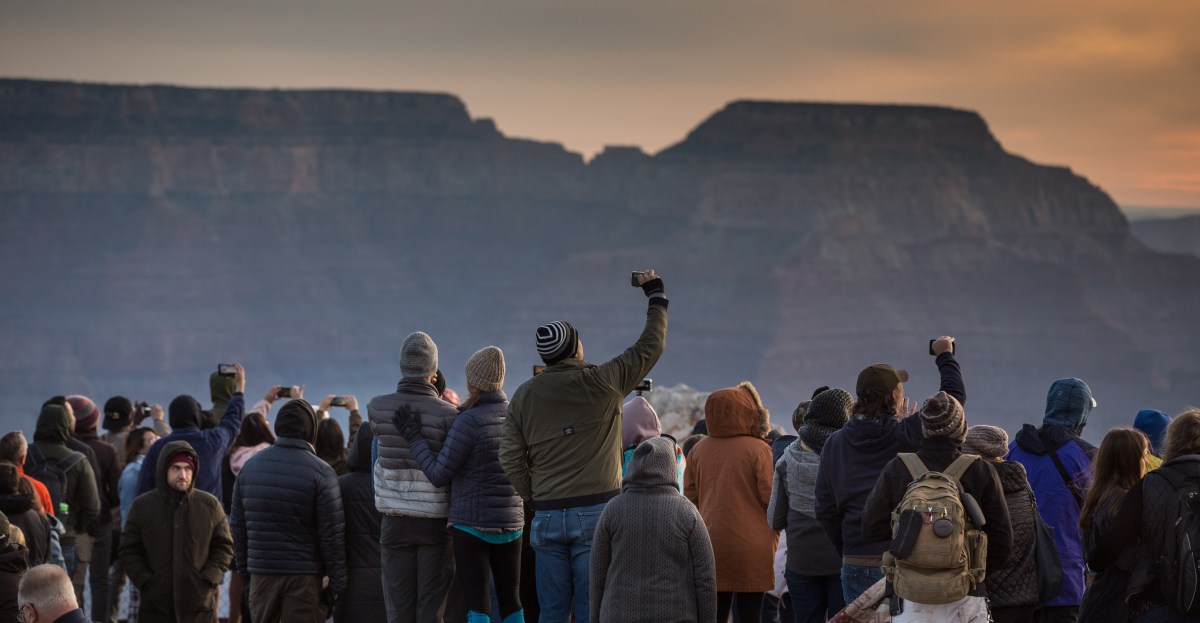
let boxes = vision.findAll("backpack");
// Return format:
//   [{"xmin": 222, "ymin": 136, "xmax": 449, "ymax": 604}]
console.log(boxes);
[
  {"xmin": 1151, "ymin": 457, "xmax": 1200, "ymax": 614},
  {"xmin": 25, "ymin": 444, "xmax": 85, "ymax": 516},
  {"xmin": 882, "ymin": 453, "xmax": 988, "ymax": 605}
]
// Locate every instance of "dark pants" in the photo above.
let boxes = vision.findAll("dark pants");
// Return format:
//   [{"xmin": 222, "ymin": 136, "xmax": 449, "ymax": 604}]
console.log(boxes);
[
  {"xmin": 1035, "ymin": 606, "xmax": 1079, "ymax": 623},
  {"xmin": 451, "ymin": 530, "xmax": 522, "ymax": 619},
  {"xmin": 991, "ymin": 605, "xmax": 1036, "ymax": 623},
  {"xmin": 249, "ymin": 574, "xmax": 324, "ymax": 623},
  {"xmin": 381, "ymin": 516, "xmax": 455, "ymax": 623},
  {"xmin": 72, "ymin": 523, "xmax": 113, "ymax": 620},
  {"xmin": 520, "ymin": 538, "xmax": 539, "ymax": 623},
  {"xmin": 718, "ymin": 592, "xmax": 764, "ymax": 623},
  {"xmin": 784, "ymin": 570, "xmax": 844, "ymax": 623}
]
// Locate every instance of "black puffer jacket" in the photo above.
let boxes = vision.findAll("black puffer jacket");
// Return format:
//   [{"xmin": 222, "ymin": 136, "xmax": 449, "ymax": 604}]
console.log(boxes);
[
  {"xmin": 229, "ymin": 400, "xmax": 348, "ymax": 592},
  {"xmin": 0, "ymin": 541, "xmax": 28, "ymax": 621},
  {"xmin": 408, "ymin": 391, "xmax": 523, "ymax": 531},
  {"xmin": 984, "ymin": 460, "xmax": 1038, "ymax": 607},
  {"xmin": 334, "ymin": 423, "xmax": 384, "ymax": 623},
  {"xmin": 0, "ymin": 493, "xmax": 49, "ymax": 566}
]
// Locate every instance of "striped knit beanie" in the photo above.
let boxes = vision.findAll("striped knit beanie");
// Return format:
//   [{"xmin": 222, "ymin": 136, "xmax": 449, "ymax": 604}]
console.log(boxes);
[
  {"xmin": 920, "ymin": 391, "xmax": 967, "ymax": 442},
  {"xmin": 536, "ymin": 321, "xmax": 579, "ymax": 365}
]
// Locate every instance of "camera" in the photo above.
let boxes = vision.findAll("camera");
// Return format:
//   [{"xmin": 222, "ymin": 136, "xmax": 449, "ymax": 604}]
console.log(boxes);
[
  {"xmin": 135, "ymin": 401, "xmax": 152, "ymax": 417},
  {"xmin": 330, "ymin": 396, "xmax": 347, "ymax": 407},
  {"xmin": 277, "ymin": 387, "xmax": 293, "ymax": 399},
  {"xmin": 635, "ymin": 378, "xmax": 653, "ymax": 394},
  {"xmin": 218, "ymin": 363, "xmax": 237, "ymax": 377},
  {"xmin": 630, "ymin": 271, "xmax": 646, "ymax": 287}
]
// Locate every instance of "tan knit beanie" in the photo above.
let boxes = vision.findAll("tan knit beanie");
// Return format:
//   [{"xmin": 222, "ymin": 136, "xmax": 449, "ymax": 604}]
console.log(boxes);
[{"xmin": 465, "ymin": 346, "xmax": 505, "ymax": 393}]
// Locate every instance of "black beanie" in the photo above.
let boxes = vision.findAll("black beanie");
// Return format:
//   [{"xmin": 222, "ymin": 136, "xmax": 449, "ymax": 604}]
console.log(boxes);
[
  {"xmin": 800, "ymin": 389, "xmax": 853, "ymax": 455},
  {"xmin": 103, "ymin": 396, "xmax": 134, "ymax": 432},
  {"xmin": 275, "ymin": 400, "xmax": 318, "ymax": 445},
  {"xmin": 168, "ymin": 395, "xmax": 203, "ymax": 430}
]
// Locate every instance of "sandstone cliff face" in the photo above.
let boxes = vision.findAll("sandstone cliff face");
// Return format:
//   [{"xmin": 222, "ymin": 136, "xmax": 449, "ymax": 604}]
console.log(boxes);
[{"xmin": 1, "ymin": 80, "xmax": 1196, "ymax": 438}]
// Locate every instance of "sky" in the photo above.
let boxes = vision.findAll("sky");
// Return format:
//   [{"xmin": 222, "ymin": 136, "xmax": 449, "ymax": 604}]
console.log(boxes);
[{"xmin": 3, "ymin": 1, "xmax": 1199, "ymax": 211}]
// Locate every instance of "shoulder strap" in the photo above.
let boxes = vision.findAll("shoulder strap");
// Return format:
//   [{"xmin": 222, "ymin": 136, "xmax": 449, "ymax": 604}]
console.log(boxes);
[
  {"xmin": 1151, "ymin": 459, "xmax": 1200, "ymax": 490},
  {"xmin": 899, "ymin": 453, "xmax": 928, "ymax": 480},
  {"xmin": 1040, "ymin": 429, "xmax": 1085, "ymax": 508},
  {"xmin": 944, "ymin": 454, "xmax": 979, "ymax": 481},
  {"xmin": 58, "ymin": 451, "xmax": 84, "ymax": 472},
  {"xmin": 27, "ymin": 444, "xmax": 47, "ymax": 467}
]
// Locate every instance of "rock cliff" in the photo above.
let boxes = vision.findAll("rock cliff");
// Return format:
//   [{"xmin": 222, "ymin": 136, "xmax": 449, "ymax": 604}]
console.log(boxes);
[{"xmin": 1, "ymin": 79, "xmax": 1196, "ymax": 438}]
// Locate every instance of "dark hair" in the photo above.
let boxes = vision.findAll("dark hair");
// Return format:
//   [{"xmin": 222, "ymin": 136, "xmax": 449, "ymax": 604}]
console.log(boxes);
[
  {"xmin": 1080, "ymin": 428, "xmax": 1148, "ymax": 532},
  {"xmin": 0, "ymin": 431, "xmax": 27, "ymax": 463},
  {"xmin": 233, "ymin": 412, "xmax": 275, "ymax": 449},
  {"xmin": 0, "ymin": 463, "xmax": 20, "ymax": 494},
  {"xmin": 125, "ymin": 427, "xmax": 157, "ymax": 466},
  {"xmin": 42, "ymin": 396, "xmax": 68, "ymax": 408},
  {"xmin": 315, "ymin": 419, "xmax": 345, "ymax": 463},
  {"xmin": 681, "ymin": 434, "xmax": 706, "ymax": 459},
  {"xmin": 852, "ymin": 390, "xmax": 899, "ymax": 420}
]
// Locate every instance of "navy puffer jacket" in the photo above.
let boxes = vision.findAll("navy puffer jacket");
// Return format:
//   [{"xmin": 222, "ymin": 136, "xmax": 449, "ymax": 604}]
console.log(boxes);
[
  {"xmin": 408, "ymin": 391, "xmax": 524, "ymax": 531},
  {"xmin": 335, "ymin": 421, "xmax": 383, "ymax": 622},
  {"xmin": 229, "ymin": 401, "xmax": 348, "ymax": 592}
]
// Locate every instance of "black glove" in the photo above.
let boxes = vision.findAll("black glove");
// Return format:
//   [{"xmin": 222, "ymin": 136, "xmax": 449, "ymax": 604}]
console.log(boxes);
[
  {"xmin": 394, "ymin": 404, "xmax": 423, "ymax": 442},
  {"xmin": 640, "ymin": 277, "xmax": 665, "ymax": 299}
]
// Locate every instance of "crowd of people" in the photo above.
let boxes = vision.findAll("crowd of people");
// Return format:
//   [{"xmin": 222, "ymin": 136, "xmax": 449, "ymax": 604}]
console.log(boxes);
[{"xmin": 1, "ymin": 268, "xmax": 1197, "ymax": 623}]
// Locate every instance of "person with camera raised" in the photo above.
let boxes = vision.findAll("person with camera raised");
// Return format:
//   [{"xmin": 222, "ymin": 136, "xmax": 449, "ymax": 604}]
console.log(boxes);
[{"xmin": 500, "ymin": 269, "xmax": 668, "ymax": 623}]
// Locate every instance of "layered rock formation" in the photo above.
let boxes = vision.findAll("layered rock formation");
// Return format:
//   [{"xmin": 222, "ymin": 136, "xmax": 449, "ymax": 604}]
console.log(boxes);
[{"xmin": 2, "ymin": 80, "xmax": 1197, "ymax": 438}]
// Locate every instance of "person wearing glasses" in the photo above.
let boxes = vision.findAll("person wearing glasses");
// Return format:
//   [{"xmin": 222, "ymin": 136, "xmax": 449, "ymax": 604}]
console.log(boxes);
[{"xmin": 17, "ymin": 564, "xmax": 89, "ymax": 623}]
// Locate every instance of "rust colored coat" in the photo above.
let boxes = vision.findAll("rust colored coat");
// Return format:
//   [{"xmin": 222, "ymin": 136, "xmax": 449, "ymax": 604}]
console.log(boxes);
[{"xmin": 684, "ymin": 383, "xmax": 779, "ymax": 592}]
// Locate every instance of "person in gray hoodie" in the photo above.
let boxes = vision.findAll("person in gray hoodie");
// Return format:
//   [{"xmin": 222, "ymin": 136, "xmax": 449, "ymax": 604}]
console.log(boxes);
[
  {"xmin": 768, "ymin": 388, "xmax": 852, "ymax": 623},
  {"xmin": 590, "ymin": 436, "xmax": 716, "ymax": 623}
]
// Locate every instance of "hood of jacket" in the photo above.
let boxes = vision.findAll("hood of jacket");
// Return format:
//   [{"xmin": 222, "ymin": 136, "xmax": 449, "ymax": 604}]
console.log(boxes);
[
  {"xmin": 704, "ymin": 381, "xmax": 770, "ymax": 439},
  {"xmin": 0, "ymin": 492, "xmax": 35, "ymax": 515},
  {"xmin": 837, "ymin": 412, "xmax": 907, "ymax": 454},
  {"xmin": 1014, "ymin": 422, "xmax": 1094, "ymax": 456},
  {"xmin": 993, "ymin": 460, "xmax": 1031, "ymax": 495},
  {"xmin": 0, "ymin": 542, "xmax": 26, "ymax": 574},
  {"xmin": 1134, "ymin": 409, "xmax": 1171, "ymax": 456},
  {"xmin": 210, "ymin": 372, "xmax": 237, "ymax": 417},
  {"xmin": 168, "ymin": 394, "xmax": 203, "ymax": 430},
  {"xmin": 1042, "ymin": 378, "xmax": 1093, "ymax": 431},
  {"xmin": 155, "ymin": 439, "xmax": 199, "ymax": 496},
  {"xmin": 621, "ymin": 395, "xmax": 661, "ymax": 448},
  {"xmin": 275, "ymin": 399, "xmax": 318, "ymax": 445},
  {"xmin": 622, "ymin": 436, "xmax": 679, "ymax": 491},
  {"xmin": 34, "ymin": 404, "xmax": 73, "ymax": 445},
  {"xmin": 346, "ymin": 417, "xmax": 375, "ymax": 474}
]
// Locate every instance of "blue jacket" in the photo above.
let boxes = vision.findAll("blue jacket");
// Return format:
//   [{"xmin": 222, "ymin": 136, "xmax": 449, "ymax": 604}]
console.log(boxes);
[
  {"xmin": 1008, "ymin": 424, "xmax": 1095, "ymax": 607},
  {"xmin": 815, "ymin": 352, "xmax": 964, "ymax": 558},
  {"xmin": 137, "ymin": 394, "xmax": 243, "ymax": 503},
  {"xmin": 408, "ymin": 391, "xmax": 523, "ymax": 532},
  {"xmin": 230, "ymin": 425, "xmax": 348, "ymax": 592},
  {"xmin": 118, "ymin": 455, "xmax": 145, "ymax": 528}
]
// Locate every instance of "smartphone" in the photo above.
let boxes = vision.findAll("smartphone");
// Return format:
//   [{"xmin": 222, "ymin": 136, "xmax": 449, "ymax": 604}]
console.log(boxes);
[
  {"xmin": 276, "ymin": 387, "xmax": 292, "ymax": 399},
  {"xmin": 330, "ymin": 396, "xmax": 347, "ymax": 407},
  {"xmin": 928, "ymin": 339, "xmax": 956, "ymax": 356},
  {"xmin": 218, "ymin": 363, "xmax": 237, "ymax": 377},
  {"xmin": 630, "ymin": 271, "xmax": 646, "ymax": 287}
]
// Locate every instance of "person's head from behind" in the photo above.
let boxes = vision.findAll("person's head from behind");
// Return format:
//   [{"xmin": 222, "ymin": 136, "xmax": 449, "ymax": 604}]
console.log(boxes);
[
  {"xmin": 1164, "ymin": 409, "xmax": 1200, "ymax": 462},
  {"xmin": 854, "ymin": 364, "xmax": 908, "ymax": 420},
  {"xmin": 0, "ymin": 431, "xmax": 28, "ymax": 466},
  {"xmin": 800, "ymin": 388, "xmax": 853, "ymax": 455},
  {"xmin": 234, "ymin": 412, "xmax": 275, "ymax": 449},
  {"xmin": 18, "ymin": 564, "xmax": 79, "ymax": 622},
  {"xmin": 680, "ymin": 434, "xmax": 705, "ymax": 459},
  {"xmin": 1134, "ymin": 409, "xmax": 1172, "ymax": 458},
  {"xmin": 315, "ymin": 419, "xmax": 345, "ymax": 462},
  {"xmin": 0, "ymin": 462, "xmax": 21, "ymax": 495},
  {"xmin": 102, "ymin": 396, "xmax": 134, "ymax": 434},
  {"xmin": 1042, "ymin": 377, "xmax": 1094, "ymax": 435},
  {"xmin": 124, "ymin": 427, "xmax": 158, "ymax": 466},
  {"xmin": 400, "ymin": 332, "xmax": 440, "ymax": 382},
  {"xmin": 275, "ymin": 400, "xmax": 319, "ymax": 445},
  {"xmin": 167, "ymin": 395, "xmax": 205, "ymax": 430},
  {"xmin": 962, "ymin": 425, "xmax": 1010, "ymax": 462},
  {"xmin": 167, "ymin": 451, "xmax": 196, "ymax": 493},
  {"xmin": 536, "ymin": 321, "xmax": 582, "ymax": 366},
  {"xmin": 1080, "ymin": 428, "xmax": 1149, "ymax": 532},
  {"xmin": 463, "ymin": 346, "xmax": 505, "ymax": 410}
]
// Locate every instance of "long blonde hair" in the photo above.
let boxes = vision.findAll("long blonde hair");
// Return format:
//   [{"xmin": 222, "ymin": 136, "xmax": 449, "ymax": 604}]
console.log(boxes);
[{"xmin": 1164, "ymin": 409, "xmax": 1200, "ymax": 462}]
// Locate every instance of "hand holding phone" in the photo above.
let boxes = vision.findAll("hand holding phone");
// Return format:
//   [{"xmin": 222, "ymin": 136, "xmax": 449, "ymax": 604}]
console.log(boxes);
[{"xmin": 929, "ymin": 336, "xmax": 956, "ymax": 356}]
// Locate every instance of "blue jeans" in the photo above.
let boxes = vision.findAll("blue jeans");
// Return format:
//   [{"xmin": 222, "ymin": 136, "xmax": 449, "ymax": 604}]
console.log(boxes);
[
  {"xmin": 785, "ymin": 569, "xmax": 844, "ymax": 623},
  {"xmin": 529, "ymin": 502, "xmax": 607, "ymax": 623},
  {"xmin": 840, "ymin": 564, "xmax": 883, "ymax": 606}
]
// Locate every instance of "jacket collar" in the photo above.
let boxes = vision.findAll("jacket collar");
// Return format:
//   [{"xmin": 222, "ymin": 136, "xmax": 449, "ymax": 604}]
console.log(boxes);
[
  {"xmin": 474, "ymin": 391, "xmax": 508, "ymax": 405},
  {"xmin": 275, "ymin": 437, "xmax": 316, "ymax": 453},
  {"xmin": 396, "ymin": 377, "xmax": 439, "ymax": 396}
]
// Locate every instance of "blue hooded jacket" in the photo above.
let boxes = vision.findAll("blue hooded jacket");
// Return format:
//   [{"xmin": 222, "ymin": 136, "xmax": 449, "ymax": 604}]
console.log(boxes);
[{"xmin": 1007, "ymin": 378, "xmax": 1097, "ymax": 607}]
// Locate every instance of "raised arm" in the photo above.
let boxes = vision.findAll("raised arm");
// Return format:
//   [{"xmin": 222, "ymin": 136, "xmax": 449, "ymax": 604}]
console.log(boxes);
[{"xmin": 593, "ymin": 270, "xmax": 669, "ymax": 395}]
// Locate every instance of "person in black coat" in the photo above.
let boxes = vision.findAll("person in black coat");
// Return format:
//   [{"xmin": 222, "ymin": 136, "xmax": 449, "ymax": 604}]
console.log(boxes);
[
  {"xmin": 230, "ymin": 399, "xmax": 348, "ymax": 623},
  {"xmin": 862, "ymin": 392, "xmax": 1012, "ymax": 620},
  {"xmin": 334, "ymin": 419, "xmax": 384, "ymax": 623}
]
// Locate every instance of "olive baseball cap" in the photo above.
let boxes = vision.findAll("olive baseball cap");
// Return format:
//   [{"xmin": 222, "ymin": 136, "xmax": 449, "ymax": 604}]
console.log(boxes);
[{"xmin": 856, "ymin": 363, "xmax": 909, "ymax": 400}]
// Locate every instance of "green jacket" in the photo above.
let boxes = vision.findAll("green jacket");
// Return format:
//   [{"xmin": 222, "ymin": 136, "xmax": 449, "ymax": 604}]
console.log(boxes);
[
  {"xmin": 119, "ymin": 440, "xmax": 234, "ymax": 623},
  {"xmin": 30, "ymin": 404, "xmax": 100, "ymax": 536},
  {"xmin": 502, "ymin": 300, "xmax": 667, "ymax": 506}
]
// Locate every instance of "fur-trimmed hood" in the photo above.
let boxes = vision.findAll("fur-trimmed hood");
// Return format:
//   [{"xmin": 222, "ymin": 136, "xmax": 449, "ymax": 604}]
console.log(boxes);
[{"xmin": 704, "ymin": 381, "xmax": 770, "ymax": 439}]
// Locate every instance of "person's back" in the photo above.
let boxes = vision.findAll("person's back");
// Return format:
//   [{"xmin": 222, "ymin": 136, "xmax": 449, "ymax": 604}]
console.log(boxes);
[
  {"xmin": 336, "ymin": 423, "xmax": 384, "ymax": 623},
  {"xmin": 27, "ymin": 403, "xmax": 99, "ymax": 539},
  {"xmin": 0, "ymin": 513, "xmax": 28, "ymax": 620},
  {"xmin": 0, "ymin": 463, "xmax": 49, "ymax": 566},
  {"xmin": 1006, "ymin": 377, "xmax": 1096, "ymax": 619},
  {"xmin": 231, "ymin": 399, "xmax": 347, "ymax": 623},
  {"xmin": 591, "ymin": 437, "xmax": 716, "ymax": 623},
  {"xmin": 137, "ymin": 391, "xmax": 244, "ymax": 502}
]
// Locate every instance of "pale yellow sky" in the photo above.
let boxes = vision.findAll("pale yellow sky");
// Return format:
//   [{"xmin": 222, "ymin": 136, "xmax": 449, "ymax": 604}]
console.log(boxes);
[{"xmin": 3, "ymin": 0, "xmax": 1198, "ymax": 209}]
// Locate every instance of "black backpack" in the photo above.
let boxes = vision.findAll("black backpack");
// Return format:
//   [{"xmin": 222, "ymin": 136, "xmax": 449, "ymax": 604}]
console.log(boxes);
[
  {"xmin": 1152, "ymin": 457, "xmax": 1200, "ymax": 614},
  {"xmin": 25, "ymin": 444, "xmax": 85, "ymax": 516}
]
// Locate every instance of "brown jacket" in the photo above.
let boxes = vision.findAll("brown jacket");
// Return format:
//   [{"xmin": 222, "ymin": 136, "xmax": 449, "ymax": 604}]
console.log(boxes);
[
  {"xmin": 684, "ymin": 383, "xmax": 778, "ymax": 592},
  {"xmin": 119, "ymin": 440, "xmax": 234, "ymax": 623}
]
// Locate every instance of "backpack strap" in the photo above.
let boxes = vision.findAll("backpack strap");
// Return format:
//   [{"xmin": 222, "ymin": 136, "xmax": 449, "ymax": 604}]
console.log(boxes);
[
  {"xmin": 27, "ymin": 444, "xmax": 47, "ymax": 467},
  {"xmin": 1151, "ymin": 457, "xmax": 1200, "ymax": 491},
  {"xmin": 58, "ymin": 451, "xmax": 84, "ymax": 473},
  {"xmin": 1040, "ymin": 429, "xmax": 1085, "ymax": 508},
  {"xmin": 899, "ymin": 453, "xmax": 929, "ymax": 480},
  {"xmin": 944, "ymin": 454, "xmax": 979, "ymax": 481}
]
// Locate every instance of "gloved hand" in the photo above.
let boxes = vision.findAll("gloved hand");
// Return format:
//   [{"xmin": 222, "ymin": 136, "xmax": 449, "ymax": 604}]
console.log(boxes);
[{"xmin": 394, "ymin": 404, "xmax": 423, "ymax": 442}]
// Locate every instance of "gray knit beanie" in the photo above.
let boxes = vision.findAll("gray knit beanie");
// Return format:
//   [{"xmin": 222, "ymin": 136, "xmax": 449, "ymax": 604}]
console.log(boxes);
[
  {"xmin": 400, "ymin": 332, "xmax": 438, "ymax": 378},
  {"xmin": 800, "ymin": 388, "xmax": 852, "ymax": 454},
  {"xmin": 962, "ymin": 425, "xmax": 1010, "ymax": 459},
  {"xmin": 920, "ymin": 391, "xmax": 967, "ymax": 442},
  {"xmin": 465, "ymin": 346, "xmax": 505, "ymax": 393}
]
